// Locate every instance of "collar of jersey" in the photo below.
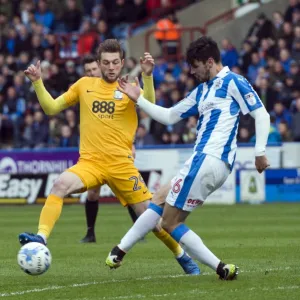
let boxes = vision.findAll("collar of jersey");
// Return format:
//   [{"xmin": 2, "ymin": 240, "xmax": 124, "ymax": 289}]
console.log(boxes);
[
  {"xmin": 206, "ymin": 66, "xmax": 230, "ymax": 85},
  {"xmin": 99, "ymin": 78, "xmax": 118, "ymax": 88}
]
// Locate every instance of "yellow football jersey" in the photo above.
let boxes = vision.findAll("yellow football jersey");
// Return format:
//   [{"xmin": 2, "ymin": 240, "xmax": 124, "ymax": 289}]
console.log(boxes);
[{"xmin": 63, "ymin": 77, "xmax": 139, "ymax": 160}]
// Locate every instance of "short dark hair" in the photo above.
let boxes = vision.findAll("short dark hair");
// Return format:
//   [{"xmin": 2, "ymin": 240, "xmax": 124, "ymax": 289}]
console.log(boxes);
[
  {"xmin": 97, "ymin": 39, "xmax": 124, "ymax": 60},
  {"xmin": 186, "ymin": 36, "xmax": 221, "ymax": 65},
  {"xmin": 81, "ymin": 54, "xmax": 97, "ymax": 66}
]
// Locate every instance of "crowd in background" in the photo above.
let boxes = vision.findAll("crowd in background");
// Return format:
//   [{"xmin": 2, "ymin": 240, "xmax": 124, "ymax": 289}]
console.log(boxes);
[{"xmin": 0, "ymin": 0, "xmax": 299, "ymax": 149}]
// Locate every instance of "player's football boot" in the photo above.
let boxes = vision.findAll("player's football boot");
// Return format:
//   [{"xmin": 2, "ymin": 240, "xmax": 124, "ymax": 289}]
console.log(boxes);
[
  {"xmin": 19, "ymin": 232, "xmax": 46, "ymax": 246},
  {"xmin": 80, "ymin": 234, "xmax": 96, "ymax": 243},
  {"xmin": 105, "ymin": 246, "xmax": 125, "ymax": 269},
  {"xmin": 217, "ymin": 262, "xmax": 239, "ymax": 280},
  {"xmin": 176, "ymin": 251, "xmax": 200, "ymax": 275}
]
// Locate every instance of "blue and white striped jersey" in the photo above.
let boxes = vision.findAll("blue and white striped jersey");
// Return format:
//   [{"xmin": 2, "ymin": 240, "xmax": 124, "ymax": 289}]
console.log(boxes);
[{"xmin": 172, "ymin": 66, "xmax": 263, "ymax": 169}]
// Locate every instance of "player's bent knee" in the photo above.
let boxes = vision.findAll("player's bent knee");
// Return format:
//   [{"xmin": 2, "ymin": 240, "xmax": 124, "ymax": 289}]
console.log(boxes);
[
  {"xmin": 87, "ymin": 188, "xmax": 100, "ymax": 201},
  {"xmin": 160, "ymin": 218, "xmax": 176, "ymax": 234}
]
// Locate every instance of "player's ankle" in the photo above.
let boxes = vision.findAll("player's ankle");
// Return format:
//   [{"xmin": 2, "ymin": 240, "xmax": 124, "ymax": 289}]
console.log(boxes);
[
  {"xmin": 216, "ymin": 261, "xmax": 226, "ymax": 277},
  {"xmin": 112, "ymin": 245, "xmax": 126, "ymax": 260}
]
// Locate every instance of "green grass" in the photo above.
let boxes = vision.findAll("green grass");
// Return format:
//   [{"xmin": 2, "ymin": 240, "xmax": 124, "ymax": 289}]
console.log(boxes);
[{"xmin": 0, "ymin": 204, "xmax": 299, "ymax": 300}]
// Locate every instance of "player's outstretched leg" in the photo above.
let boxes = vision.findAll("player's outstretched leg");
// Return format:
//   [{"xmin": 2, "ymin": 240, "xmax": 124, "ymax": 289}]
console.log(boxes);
[
  {"xmin": 80, "ymin": 188, "xmax": 100, "ymax": 243},
  {"xmin": 162, "ymin": 204, "xmax": 239, "ymax": 281},
  {"xmin": 106, "ymin": 202, "xmax": 200, "ymax": 275},
  {"xmin": 19, "ymin": 172, "xmax": 85, "ymax": 246}
]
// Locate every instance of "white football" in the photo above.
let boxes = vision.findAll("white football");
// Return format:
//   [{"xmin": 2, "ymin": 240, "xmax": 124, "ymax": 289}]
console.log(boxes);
[{"xmin": 17, "ymin": 242, "xmax": 52, "ymax": 275}]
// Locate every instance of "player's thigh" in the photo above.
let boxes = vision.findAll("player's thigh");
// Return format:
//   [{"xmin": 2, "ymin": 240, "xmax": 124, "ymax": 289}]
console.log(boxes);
[
  {"xmin": 87, "ymin": 187, "xmax": 101, "ymax": 201},
  {"xmin": 66, "ymin": 159, "xmax": 105, "ymax": 192},
  {"xmin": 152, "ymin": 182, "xmax": 171, "ymax": 206},
  {"xmin": 51, "ymin": 171, "xmax": 85, "ymax": 197},
  {"xmin": 107, "ymin": 161, "xmax": 152, "ymax": 207},
  {"xmin": 166, "ymin": 153, "xmax": 230, "ymax": 212}
]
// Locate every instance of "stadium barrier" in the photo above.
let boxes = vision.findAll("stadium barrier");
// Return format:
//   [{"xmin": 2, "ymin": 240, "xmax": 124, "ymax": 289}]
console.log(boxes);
[{"xmin": 0, "ymin": 143, "xmax": 299, "ymax": 205}]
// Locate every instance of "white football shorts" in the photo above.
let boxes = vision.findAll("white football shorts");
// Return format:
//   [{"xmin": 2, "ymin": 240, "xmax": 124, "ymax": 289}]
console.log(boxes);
[{"xmin": 166, "ymin": 152, "xmax": 230, "ymax": 212}]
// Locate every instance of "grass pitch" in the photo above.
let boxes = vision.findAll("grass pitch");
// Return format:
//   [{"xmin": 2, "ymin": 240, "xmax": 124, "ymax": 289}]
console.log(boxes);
[{"xmin": 0, "ymin": 203, "xmax": 299, "ymax": 300}]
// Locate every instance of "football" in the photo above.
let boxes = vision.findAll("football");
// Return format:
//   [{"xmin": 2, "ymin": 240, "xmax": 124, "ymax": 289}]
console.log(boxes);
[{"xmin": 17, "ymin": 242, "xmax": 52, "ymax": 275}]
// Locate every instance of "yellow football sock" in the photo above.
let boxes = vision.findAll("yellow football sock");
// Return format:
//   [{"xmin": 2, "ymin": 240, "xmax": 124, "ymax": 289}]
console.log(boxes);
[
  {"xmin": 154, "ymin": 229, "xmax": 183, "ymax": 257},
  {"xmin": 38, "ymin": 194, "xmax": 63, "ymax": 239}
]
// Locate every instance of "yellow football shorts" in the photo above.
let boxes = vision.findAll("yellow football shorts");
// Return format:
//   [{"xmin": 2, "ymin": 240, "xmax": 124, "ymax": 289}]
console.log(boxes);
[{"xmin": 66, "ymin": 157, "xmax": 153, "ymax": 206}]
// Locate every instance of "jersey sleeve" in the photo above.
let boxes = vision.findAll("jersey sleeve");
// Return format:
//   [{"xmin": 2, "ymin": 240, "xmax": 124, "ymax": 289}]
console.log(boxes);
[
  {"xmin": 229, "ymin": 75, "xmax": 263, "ymax": 115},
  {"xmin": 62, "ymin": 77, "xmax": 85, "ymax": 106},
  {"xmin": 171, "ymin": 87, "xmax": 200, "ymax": 119}
]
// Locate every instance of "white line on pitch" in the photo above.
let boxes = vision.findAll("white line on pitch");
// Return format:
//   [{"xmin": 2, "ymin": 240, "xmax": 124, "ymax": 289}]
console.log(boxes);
[{"xmin": 0, "ymin": 266, "xmax": 293, "ymax": 298}]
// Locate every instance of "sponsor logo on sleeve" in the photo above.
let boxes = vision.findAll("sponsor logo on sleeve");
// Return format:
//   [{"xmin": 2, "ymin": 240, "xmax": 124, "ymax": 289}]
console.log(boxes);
[{"xmin": 244, "ymin": 92, "xmax": 256, "ymax": 106}]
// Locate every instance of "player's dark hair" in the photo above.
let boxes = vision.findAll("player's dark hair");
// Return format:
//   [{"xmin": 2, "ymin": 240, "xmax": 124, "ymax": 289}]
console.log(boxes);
[
  {"xmin": 97, "ymin": 39, "xmax": 124, "ymax": 60},
  {"xmin": 81, "ymin": 54, "xmax": 97, "ymax": 66},
  {"xmin": 186, "ymin": 36, "xmax": 221, "ymax": 66}
]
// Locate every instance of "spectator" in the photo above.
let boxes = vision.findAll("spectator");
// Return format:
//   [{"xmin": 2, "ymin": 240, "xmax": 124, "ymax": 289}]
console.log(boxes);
[
  {"xmin": 281, "ymin": 22, "xmax": 294, "ymax": 49},
  {"xmin": 58, "ymin": 124, "xmax": 78, "ymax": 147},
  {"xmin": 270, "ymin": 101, "xmax": 292, "ymax": 127},
  {"xmin": 221, "ymin": 39, "xmax": 239, "ymax": 69},
  {"xmin": 135, "ymin": 124, "xmax": 156, "ymax": 146},
  {"xmin": 239, "ymin": 41, "xmax": 253, "ymax": 73},
  {"xmin": 20, "ymin": 113, "xmax": 34, "ymax": 148},
  {"xmin": 246, "ymin": 13, "xmax": 275, "ymax": 47},
  {"xmin": 15, "ymin": 24, "xmax": 32, "ymax": 54},
  {"xmin": 182, "ymin": 116, "xmax": 197, "ymax": 144},
  {"xmin": 255, "ymin": 77, "xmax": 278, "ymax": 111},
  {"xmin": 31, "ymin": 34, "xmax": 45, "ymax": 59},
  {"xmin": 284, "ymin": 0, "xmax": 300, "ymax": 23},
  {"xmin": 238, "ymin": 127, "xmax": 251, "ymax": 143},
  {"xmin": 62, "ymin": 0, "xmax": 82, "ymax": 32},
  {"xmin": 108, "ymin": 0, "xmax": 132, "ymax": 40},
  {"xmin": 62, "ymin": 60, "xmax": 80, "ymax": 89},
  {"xmin": 247, "ymin": 52, "xmax": 265, "ymax": 84},
  {"xmin": 129, "ymin": 0, "xmax": 148, "ymax": 23},
  {"xmin": 280, "ymin": 48, "xmax": 292, "ymax": 73},
  {"xmin": 31, "ymin": 110, "xmax": 49, "ymax": 148},
  {"xmin": 278, "ymin": 120, "xmax": 293, "ymax": 141},
  {"xmin": 34, "ymin": 0, "xmax": 55, "ymax": 30},
  {"xmin": 170, "ymin": 131, "xmax": 182, "ymax": 145},
  {"xmin": 154, "ymin": 12, "xmax": 181, "ymax": 57},
  {"xmin": 291, "ymin": 97, "xmax": 300, "ymax": 140},
  {"xmin": 125, "ymin": 57, "xmax": 142, "ymax": 79},
  {"xmin": 77, "ymin": 19, "xmax": 96, "ymax": 56},
  {"xmin": 270, "ymin": 60, "xmax": 286, "ymax": 83},
  {"xmin": 4, "ymin": 27, "xmax": 18, "ymax": 55},
  {"xmin": 272, "ymin": 11, "xmax": 284, "ymax": 38},
  {"xmin": 92, "ymin": 20, "xmax": 113, "ymax": 53}
]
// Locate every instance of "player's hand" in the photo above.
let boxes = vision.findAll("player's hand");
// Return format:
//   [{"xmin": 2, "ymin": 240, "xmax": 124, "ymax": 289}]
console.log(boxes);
[
  {"xmin": 255, "ymin": 155, "xmax": 270, "ymax": 173},
  {"xmin": 117, "ymin": 77, "xmax": 141, "ymax": 103},
  {"xmin": 24, "ymin": 60, "xmax": 41, "ymax": 82},
  {"xmin": 140, "ymin": 52, "xmax": 155, "ymax": 76}
]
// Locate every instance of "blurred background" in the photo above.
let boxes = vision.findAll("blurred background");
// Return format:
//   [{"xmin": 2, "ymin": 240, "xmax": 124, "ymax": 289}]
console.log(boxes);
[{"xmin": 0, "ymin": 0, "xmax": 298, "ymax": 204}]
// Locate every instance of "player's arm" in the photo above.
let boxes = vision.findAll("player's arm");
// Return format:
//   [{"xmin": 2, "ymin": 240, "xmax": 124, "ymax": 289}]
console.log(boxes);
[
  {"xmin": 118, "ymin": 77, "xmax": 198, "ymax": 125},
  {"xmin": 141, "ymin": 73, "xmax": 155, "ymax": 104},
  {"xmin": 24, "ymin": 60, "xmax": 79, "ymax": 115},
  {"xmin": 230, "ymin": 76, "xmax": 270, "ymax": 173},
  {"xmin": 140, "ymin": 52, "xmax": 155, "ymax": 104},
  {"xmin": 32, "ymin": 79, "xmax": 70, "ymax": 115}
]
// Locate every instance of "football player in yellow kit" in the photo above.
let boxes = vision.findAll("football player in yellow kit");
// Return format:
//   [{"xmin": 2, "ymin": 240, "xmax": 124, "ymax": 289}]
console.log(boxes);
[
  {"xmin": 19, "ymin": 39, "xmax": 199, "ymax": 275},
  {"xmin": 80, "ymin": 54, "xmax": 140, "ymax": 243}
]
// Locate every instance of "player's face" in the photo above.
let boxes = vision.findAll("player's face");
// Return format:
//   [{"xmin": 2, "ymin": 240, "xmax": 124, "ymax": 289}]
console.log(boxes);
[
  {"xmin": 84, "ymin": 61, "xmax": 101, "ymax": 77},
  {"xmin": 99, "ymin": 52, "xmax": 124, "ymax": 83},
  {"xmin": 190, "ymin": 59, "xmax": 212, "ymax": 83}
]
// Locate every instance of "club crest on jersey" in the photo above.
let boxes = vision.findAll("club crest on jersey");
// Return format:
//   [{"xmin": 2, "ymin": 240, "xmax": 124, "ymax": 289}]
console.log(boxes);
[
  {"xmin": 214, "ymin": 78, "xmax": 223, "ymax": 89},
  {"xmin": 244, "ymin": 92, "xmax": 256, "ymax": 106},
  {"xmin": 114, "ymin": 90, "xmax": 123, "ymax": 100}
]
